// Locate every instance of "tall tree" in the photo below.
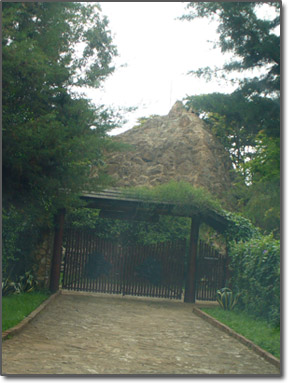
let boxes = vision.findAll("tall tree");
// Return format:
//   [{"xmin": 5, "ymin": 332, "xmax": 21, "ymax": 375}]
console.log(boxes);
[
  {"xmin": 2, "ymin": 2, "xmax": 124, "ymax": 277},
  {"xmin": 181, "ymin": 2, "xmax": 280, "ymax": 97},
  {"xmin": 2, "ymin": 2, "xmax": 119, "ymax": 224},
  {"xmin": 185, "ymin": 91, "xmax": 280, "ymax": 174},
  {"xmin": 181, "ymin": 2, "xmax": 280, "ymax": 236}
]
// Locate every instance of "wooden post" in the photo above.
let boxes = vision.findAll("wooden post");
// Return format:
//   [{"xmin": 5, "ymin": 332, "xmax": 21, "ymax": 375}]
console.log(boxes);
[
  {"xmin": 184, "ymin": 216, "xmax": 200, "ymax": 303},
  {"xmin": 50, "ymin": 208, "xmax": 65, "ymax": 293}
]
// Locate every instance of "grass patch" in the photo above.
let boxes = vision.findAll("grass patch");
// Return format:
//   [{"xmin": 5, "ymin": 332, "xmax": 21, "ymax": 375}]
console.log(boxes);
[
  {"xmin": 2, "ymin": 291, "xmax": 50, "ymax": 332},
  {"xmin": 201, "ymin": 307, "xmax": 280, "ymax": 359}
]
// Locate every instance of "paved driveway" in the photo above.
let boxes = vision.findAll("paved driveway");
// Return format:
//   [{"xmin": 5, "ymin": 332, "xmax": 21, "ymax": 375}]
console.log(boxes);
[{"xmin": 2, "ymin": 291, "xmax": 280, "ymax": 375}]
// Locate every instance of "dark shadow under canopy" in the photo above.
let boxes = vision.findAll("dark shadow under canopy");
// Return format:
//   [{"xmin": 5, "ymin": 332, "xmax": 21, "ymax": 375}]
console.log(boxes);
[{"xmin": 80, "ymin": 189, "xmax": 230, "ymax": 234}]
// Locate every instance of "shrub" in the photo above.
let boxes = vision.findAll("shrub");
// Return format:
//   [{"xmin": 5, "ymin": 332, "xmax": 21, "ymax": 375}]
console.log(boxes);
[
  {"xmin": 2, "ymin": 271, "xmax": 38, "ymax": 296},
  {"xmin": 229, "ymin": 233, "xmax": 280, "ymax": 327},
  {"xmin": 224, "ymin": 212, "xmax": 259, "ymax": 243},
  {"xmin": 2, "ymin": 206, "xmax": 23, "ymax": 278},
  {"xmin": 18, "ymin": 271, "xmax": 39, "ymax": 293},
  {"xmin": 2, "ymin": 279, "xmax": 22, "ymax": 296},
  {"xmin": 122, "ymin": 181, "xmax": 224, "ymax": 215},
  {"xmin": 216, "ymin": 287, "xmax": 240, "ymax": 310},
  {"xmin": 2, "ymin": 205, "xmax": 42, "ymax": 280}
]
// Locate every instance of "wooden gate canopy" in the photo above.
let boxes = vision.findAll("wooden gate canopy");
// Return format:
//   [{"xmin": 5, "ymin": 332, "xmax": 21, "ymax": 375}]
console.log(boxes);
[
  {"xmin": 50, "ymin": 188, "xmax": 230, "ymax": 302},
  {"xmin": 80, "ymin": 189, "xmax": 230, "ymax": 233}
]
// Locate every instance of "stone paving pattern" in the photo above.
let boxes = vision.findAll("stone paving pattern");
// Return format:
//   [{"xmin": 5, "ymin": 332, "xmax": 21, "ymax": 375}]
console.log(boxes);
[{"xmin": 2, "ymin": 292, "xmax": 280, "ymax": 375}]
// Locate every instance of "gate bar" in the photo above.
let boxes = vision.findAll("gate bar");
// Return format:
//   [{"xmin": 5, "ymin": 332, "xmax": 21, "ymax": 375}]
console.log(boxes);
[
  {"xmin": 50, "ymin": 208, "xmax": 66, "ymax": 293},
  {"xmin": 184, "ymin": 216, "xmax": 200, "ymax": 303}
]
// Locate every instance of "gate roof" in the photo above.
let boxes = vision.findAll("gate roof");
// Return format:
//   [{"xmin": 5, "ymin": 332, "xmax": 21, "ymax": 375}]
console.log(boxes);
[{"xmin": 80, "ymin": 189, "xmax": 230, "ymax": 233}]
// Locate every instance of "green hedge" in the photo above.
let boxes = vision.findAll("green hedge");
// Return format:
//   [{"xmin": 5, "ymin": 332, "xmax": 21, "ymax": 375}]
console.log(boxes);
[
  {"xmin": 2, "ymin": 205, "xmax": 42, "ymax": 280},
  {"xmin": 229, "ymin": 234, "xmax": 280, "ymax": 327}
]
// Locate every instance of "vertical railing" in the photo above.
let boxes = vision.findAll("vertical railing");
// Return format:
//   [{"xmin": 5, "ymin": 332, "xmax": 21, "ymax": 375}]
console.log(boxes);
[
  {"xmin": 62, "ymin": 227, "xmax": 187, "ymax": 300},
  {"xmin": 196, "ymin": 240, "xmax": 227, "ymax": 301}
]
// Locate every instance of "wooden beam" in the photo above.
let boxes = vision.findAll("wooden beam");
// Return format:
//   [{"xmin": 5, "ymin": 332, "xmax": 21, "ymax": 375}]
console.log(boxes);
[
  {"xmin": 184, "ymin": 216, "xmax": 201, "ymax": 303},
  {"xmin": 80, "ymin": 194, "xmax": 229, "ymax": 233},
  {"xmin": 99, "ymin": 209, "xmax": 159, "ymax": 222},
  {"xmin": 49, "ymin": 208, "xmax": 65, "ymax": 293}
]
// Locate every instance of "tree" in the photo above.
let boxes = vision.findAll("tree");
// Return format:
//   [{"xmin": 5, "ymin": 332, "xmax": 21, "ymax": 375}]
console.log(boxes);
[
  {"xmin": 241, "ymin": 133, "xmax": 280, "ymax": 235},
  {"xmin": 181, "ymin": 2, "xmax": 280, "ymax": 97},
  {"xmin": 181, "ymin": 2, "xmax": 280, "ymax": 236},
  {"xmin": 185, "ymin": 91, "xmax": 280, "ymax": 174},
  {"xmin": 3, "ymin": 2, "xmax": 119, "ymax": 224},
  {"xmin": 2, "ymin": 2, "xmax": 123, "ymax": 278}
]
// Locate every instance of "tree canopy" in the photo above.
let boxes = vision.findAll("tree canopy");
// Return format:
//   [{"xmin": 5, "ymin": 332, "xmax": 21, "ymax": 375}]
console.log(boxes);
[
  {"xmin": 181, "ymin": 2, "xmax": 280, "ymax": 236},
  {"xmin": 2, "ymin": 2, "xmax": 120, "ymax": 225},
  {"xmin": 181, "ymin": 2, "xmax": 280, "ymax": 97},
  {"xmin": 184, "ymin": 91, "xmax": 280, "ymax": 173},
  {"xmin": 2, "ymin": 2, "xmax": 125, "ymax": 278}
]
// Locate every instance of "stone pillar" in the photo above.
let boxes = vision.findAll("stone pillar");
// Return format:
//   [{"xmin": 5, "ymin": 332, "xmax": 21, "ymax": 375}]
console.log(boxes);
[
  {"xmin": 184, "ymin": 216, "xmax": 200, "ymax": 303},
  {"xmin": 32, "ymin": 230, "xmax": 55, "ymax": 290}
]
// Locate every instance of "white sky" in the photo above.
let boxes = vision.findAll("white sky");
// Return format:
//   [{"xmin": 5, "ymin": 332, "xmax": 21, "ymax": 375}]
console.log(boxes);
[{"xmin": 83, "ymin": 2, "xmax": 281, "ymax": 136}]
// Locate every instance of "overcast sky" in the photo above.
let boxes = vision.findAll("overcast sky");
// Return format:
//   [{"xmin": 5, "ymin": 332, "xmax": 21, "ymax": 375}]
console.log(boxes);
[{"xmin": 83, "ymin": 2, "xmax": 280, "ymax": 135}]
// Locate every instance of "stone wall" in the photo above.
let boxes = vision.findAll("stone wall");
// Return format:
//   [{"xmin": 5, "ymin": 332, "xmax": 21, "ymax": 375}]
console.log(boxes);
[{"xmin": 32, "ymin": 230, "xmax": 55, "ymax": 290}]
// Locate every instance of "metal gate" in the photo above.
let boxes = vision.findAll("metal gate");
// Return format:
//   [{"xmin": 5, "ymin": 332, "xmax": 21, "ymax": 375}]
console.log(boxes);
[
  {"xmin": 196, "ymin": 240, "xmax": 227, "ymax": 301},
  {"xmin": 62, "ymin": 227, "xmax": 186, "ymax": 300}
]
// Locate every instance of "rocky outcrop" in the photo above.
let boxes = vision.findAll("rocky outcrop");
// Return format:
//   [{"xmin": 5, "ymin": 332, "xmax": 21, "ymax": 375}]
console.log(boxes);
[{"xmin": 105, "ymin": 101, "xmax": 234, "ymax": 202}]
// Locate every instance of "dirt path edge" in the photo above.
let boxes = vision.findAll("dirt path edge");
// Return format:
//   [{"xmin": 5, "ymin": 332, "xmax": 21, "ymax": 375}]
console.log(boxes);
[
  {"xmin": 2, "ymin": 290, "xmax": 62, "ymax": 341},
  {"xmin": 192, "ymin": 306, "xmax": 280, "ymax": 370}
]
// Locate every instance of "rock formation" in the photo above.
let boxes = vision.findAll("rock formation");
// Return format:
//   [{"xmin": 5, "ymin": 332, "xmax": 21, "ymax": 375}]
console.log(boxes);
[{"xmin": 105, "ymin": 101, "xmax": 234, "ymax": 203}]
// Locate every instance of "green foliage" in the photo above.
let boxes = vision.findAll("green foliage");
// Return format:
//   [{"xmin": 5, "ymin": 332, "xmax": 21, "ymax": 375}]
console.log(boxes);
[
  {"xmin": 2, "ymin": 2, "xmax": 120, "ymax": 227},
  {"xmin": 64, "ymin": 181, "xmax": 228, "ymax": 248},
  {"xmin": 184, "ymin": 94, "xmax": 280, "ymax": 236},
  {"xmin": 185, "ymin": 93, "xmax": 279, "ymax": 170},
  {"xmin": 242, "ymin": 183, "xmax": 280, "ymax": 238},
  {"xmin": 123, "ymin": 181, "xmax": 223, "ymax": 216},
  {"xmin": 2, "ymin": 206, "xmax": 22, "ymax": 278},
  {"xmin": 2, "ymin": 205, "xmax": 42, "ymax": 280},
  {"xmin": 184, "ymin": 96, "xmax": 280, "ymax": 236},
  {"xmin": 123, "ymin": 181, "xmax": 260, "ymax": 244},
  {"xmin": 246, "ymin": 133, "xmax": 280, "ymax": 184},
  {"xmin": 65, "ymin": 181, "xmax": 259, "ymax": 246},
  {"xmin": 2, "ymin": 279, "xmax": 22, "ymax": 297},
  {"xmin": 2, "ymin": 3, "xmax": 124, "ymax": 276},
  {"xmin": 201, "ymin": 307, "xmax": 280, "ymax": 358},
  {"xmin": 224, "ymin": 212, "xmax": 259, "ymax": 243},
  {"xmin": 240, "ymin": 133, "xmax": 280, "ymax": 236},
  {"xmin": 2, "ymin": 291, "xmax": 50, "ymax": 332},
  {"xmin": 18, "ymin": 271, "xmax": 39, "ymax": 293},
  {"xmin": 181, "ymin": 3, "xmax": 280, "ymax": 236},
  {"xmin": 2, "ymin": 271, "xmax": 38, "ymax": 296},
  {"xmin": 181, "ymin": 2, "xmax": 280, "ymax": 97},
  {"xmin": 216, "ymin": 287, "xmax": 240, "ymax": 310},
  {"xmin": 2, "ymin": 2, "xmax": 117, "ymax": 89},
  {"xmin": 65, "ymin": 207, "xmax": 191, "ymax": 246},
  {"xmin": 229, "ymin": 234, "xmax": 280, "ymax": 327},
  {"xmin": 134, "ymin": 115, "xmax": 161, "ymax": 127}
]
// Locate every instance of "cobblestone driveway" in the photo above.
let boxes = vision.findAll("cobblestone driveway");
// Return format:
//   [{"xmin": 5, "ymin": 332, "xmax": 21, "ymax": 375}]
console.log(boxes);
[{"xmin": 2, "ymin": 291, "xmax": 280, "ymax": 375}]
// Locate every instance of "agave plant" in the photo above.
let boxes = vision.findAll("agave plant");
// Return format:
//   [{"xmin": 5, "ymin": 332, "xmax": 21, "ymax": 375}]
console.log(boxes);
[
  {"xmin": 18, "ymin": 271, "xmax": 38, "ymax": 293},
  {"xmin": 2, "ymin": 279, "xmax": 21, "ymax": 296},
  {"xmin": 216, "ymin": 287, "xmax": 240, "ymax": 310}
]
